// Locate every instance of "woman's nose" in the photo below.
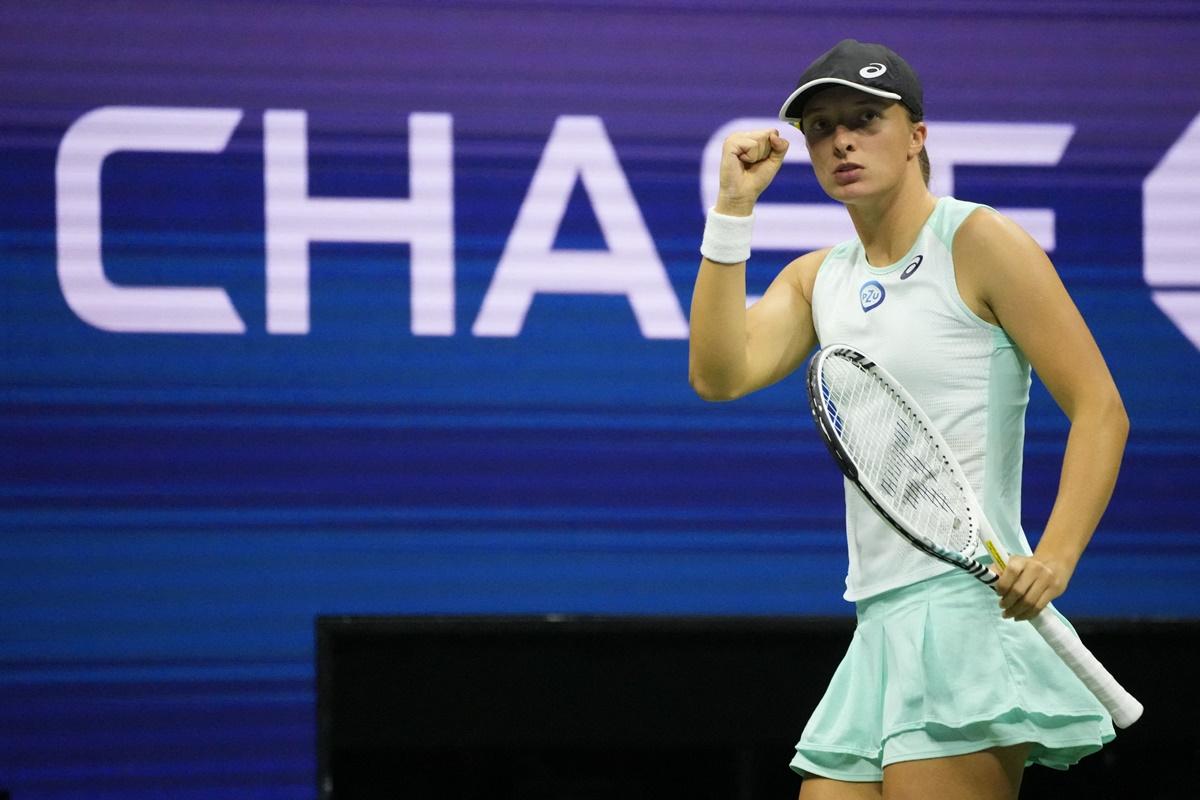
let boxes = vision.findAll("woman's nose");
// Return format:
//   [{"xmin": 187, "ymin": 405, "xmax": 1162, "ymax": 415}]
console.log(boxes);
[{"xmin": 832, "ymin": 126, "xmax": 855, "ymax": 154}]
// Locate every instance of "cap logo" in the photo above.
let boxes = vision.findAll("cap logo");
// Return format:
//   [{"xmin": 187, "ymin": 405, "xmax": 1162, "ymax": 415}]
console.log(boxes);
[{"xmin": 859, "ymin": 62, "xmax": 887, "ymax": 79}]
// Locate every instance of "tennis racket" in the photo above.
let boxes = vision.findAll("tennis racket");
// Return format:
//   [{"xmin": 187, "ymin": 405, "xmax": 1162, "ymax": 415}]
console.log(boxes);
[{"xmin": 806, "ymin": 343, "xmax": 1143, "ymax": 729}]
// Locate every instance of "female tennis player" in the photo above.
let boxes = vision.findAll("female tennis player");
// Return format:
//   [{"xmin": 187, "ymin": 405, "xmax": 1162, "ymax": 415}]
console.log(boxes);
[{"xmin": 688, "ymin": 40, "xmax": 1127, "ymax": 799}]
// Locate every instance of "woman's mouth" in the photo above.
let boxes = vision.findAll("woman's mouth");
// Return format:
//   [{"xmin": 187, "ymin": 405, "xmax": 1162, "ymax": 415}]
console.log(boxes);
[{"xmin": 834, "ymin": 162, "xmax": 864, "ymax": 185}]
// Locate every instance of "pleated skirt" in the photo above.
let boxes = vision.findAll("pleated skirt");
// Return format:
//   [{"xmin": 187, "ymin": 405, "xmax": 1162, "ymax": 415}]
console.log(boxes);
[{"xmin": 790, "ymin": 569, "xmax": 1115, "ymax": 782}]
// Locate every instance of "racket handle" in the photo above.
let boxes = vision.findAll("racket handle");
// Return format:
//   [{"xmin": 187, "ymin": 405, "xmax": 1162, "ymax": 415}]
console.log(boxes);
[{"xmin": 1029, "ymin": 609, "xmax": 1144, "ymax": 728}]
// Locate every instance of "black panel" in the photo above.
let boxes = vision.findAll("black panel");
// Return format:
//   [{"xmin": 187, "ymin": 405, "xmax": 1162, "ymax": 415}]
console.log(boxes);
[{"xmin": 318, "ymin": 617, "xmax": 1197, "ymax": 799}]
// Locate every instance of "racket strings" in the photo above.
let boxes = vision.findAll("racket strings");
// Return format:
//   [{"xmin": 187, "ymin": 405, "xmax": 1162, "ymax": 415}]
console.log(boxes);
[{"xmin": 820, "ymin": 356, "xmax": 975, "ymax": 555}]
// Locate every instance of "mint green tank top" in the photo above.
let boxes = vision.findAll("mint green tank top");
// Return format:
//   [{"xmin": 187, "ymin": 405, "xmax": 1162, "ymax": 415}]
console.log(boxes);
[{"xmin": 811, "ymin": 196, "xmax": 1034, "ymax": 601}]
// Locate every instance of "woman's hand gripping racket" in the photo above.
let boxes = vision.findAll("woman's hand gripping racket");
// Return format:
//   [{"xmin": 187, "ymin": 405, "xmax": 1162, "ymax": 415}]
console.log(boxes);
[{"xmin": 806, "ymin": 344, "xmax": 1143, "ymax": 728}]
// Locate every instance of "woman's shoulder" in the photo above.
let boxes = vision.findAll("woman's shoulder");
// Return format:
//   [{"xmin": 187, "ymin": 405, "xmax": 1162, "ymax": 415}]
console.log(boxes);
[
  {"xmin": 953, "ymin": 204, "xmax": 1039, "ymax": 258},
  {"xmin": 784, "ymin": 246, "xmax": 837, "ymax": 302},
  {"xmin": 929, "ymin": 195, "xmax": 1001, "ymax": 251}
]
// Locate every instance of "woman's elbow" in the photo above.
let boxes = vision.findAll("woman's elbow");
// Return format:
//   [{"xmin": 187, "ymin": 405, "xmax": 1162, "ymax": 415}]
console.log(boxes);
[
  {"xmin": 1110, "ymin": 392, "xmax": 1131, "ymax": 442},
  {"xmin": 688, "ymin": 370, "xmax": 740, "ymax": 402},
  {"xmin": 1089, "ymin": 386, "xmax": 1130, "ymax": 444}
]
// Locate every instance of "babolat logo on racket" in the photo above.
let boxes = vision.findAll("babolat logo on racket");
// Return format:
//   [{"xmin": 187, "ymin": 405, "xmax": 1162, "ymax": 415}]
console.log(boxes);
[{"xmin": 859, "ymin": 280, "xmax": 885, "ymax": 312}]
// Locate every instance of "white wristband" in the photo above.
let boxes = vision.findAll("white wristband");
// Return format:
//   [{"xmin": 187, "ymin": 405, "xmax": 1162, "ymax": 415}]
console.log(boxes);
[{"xmin": 700, "ymin": 207, "xmax": 754, "ymax": 264}]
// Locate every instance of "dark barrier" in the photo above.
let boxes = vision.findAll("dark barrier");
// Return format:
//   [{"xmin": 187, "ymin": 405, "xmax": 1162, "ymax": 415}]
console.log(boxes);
[{"xmin": 317, "ymin": 617, "xmax": 1193, "ymax": 800}]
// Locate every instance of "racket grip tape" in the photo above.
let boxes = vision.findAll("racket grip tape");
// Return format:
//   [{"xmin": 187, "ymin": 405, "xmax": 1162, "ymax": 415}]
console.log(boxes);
[{"xmin": 1029, "ymin": 610, "xmax": 1144, "ymax": 728}]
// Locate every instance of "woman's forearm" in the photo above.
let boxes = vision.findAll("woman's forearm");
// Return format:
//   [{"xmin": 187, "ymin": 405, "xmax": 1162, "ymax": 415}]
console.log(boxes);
[
  {"xmin": 1033, "ymin": 394, "xmax": 1130, "ymax": 576},
  {"xmin": 688, "ymin": 258, "xmax": 749, "ymax": 401}
]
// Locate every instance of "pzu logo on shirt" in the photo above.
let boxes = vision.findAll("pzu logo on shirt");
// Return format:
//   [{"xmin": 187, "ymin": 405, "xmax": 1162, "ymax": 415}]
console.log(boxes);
[{"xmin": 860, "ymin": 280, "xmax": 885, "ymax": 312}]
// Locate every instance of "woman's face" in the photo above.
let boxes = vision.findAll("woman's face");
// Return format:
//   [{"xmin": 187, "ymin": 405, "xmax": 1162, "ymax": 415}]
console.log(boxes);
[{"xmin": 800, "ymin": 86, "xmax": 924, "ymax": 204}]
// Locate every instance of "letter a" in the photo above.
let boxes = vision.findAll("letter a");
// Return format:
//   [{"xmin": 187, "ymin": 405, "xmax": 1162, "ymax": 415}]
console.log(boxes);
[{"xmin": 473, "ymin": 116, "xmax": 686, "ymax": 339}]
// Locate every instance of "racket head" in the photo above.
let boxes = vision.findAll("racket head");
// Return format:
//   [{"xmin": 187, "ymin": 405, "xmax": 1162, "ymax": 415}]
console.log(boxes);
[{"xmin": 806, "ymin": 344, "xmax": 993, "ymax": 580}]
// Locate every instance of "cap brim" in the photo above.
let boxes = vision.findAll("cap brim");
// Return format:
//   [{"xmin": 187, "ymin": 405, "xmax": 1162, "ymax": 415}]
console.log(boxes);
[{"xmin": 777, "ymin": 78, "xmax": 903, "ymax": 122}]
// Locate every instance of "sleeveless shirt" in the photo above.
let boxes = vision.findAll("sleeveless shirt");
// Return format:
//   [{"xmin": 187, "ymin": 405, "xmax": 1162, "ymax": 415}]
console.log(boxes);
[{"xmin": 810, "ymin": 196, "xmax": 1035, "ymax": 601}]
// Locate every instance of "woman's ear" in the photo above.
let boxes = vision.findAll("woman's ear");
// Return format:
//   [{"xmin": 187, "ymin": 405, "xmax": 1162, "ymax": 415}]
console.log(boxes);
[{"xmin": 909, "ymin": 120, "xmax": 928, "ymax": 157}]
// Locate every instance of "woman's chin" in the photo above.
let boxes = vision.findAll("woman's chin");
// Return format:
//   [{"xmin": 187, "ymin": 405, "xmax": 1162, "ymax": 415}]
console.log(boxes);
[{"xmin": 823, "ymin": 183, "xmax": 872, "ymax": 204}]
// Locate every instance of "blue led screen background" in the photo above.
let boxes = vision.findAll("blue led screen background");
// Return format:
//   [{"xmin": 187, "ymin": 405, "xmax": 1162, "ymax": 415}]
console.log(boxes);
[{"xmin": 2, "ymin": 2, "xmax": 1199, "ymax": 796}]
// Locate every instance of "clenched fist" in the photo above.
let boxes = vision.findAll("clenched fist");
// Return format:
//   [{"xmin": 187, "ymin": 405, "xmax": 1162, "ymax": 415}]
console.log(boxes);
[{"xmin": 716, "ymin": 129, "xmax": 790, "ymax": 217}]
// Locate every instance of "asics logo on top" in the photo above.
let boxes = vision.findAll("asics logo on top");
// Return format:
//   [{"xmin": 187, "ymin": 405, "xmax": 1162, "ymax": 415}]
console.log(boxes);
[
  {"xmin": 859, "ymin": 63, "xmax": 887, "ymax": 78},
  {"xmin": 900, "ymin": 255, "xmax": 923, "ymax": 280}
]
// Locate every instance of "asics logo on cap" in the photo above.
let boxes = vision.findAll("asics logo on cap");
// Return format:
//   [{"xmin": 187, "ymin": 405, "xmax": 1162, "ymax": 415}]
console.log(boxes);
[{"xmin": 859, "ymin": 62, "xmax": 887, "ymax": 78}]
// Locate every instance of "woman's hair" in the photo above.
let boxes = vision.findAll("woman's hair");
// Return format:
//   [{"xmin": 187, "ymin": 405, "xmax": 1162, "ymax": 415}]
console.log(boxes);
[{"xmin": 908, "ymin": 108, "xmax": 930, "ymax": 186}]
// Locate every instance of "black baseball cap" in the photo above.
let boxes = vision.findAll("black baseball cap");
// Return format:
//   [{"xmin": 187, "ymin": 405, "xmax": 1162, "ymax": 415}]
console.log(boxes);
[{"xmin": 778, "ymin": 39, "xmax": 923, "ymax": 127}]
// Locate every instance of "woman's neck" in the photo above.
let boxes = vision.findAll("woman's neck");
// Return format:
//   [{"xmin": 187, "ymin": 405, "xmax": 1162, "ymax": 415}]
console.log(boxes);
[{"xmin": 846, "ymin": 176, "xmax": 938, "ymax": 267}]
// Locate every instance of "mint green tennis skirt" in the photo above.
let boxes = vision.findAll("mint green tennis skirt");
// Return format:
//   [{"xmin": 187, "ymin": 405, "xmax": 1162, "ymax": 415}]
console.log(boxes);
[{"xmin": 790, "ymin": 569, "xmax": 1115, "ymax": 782}]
